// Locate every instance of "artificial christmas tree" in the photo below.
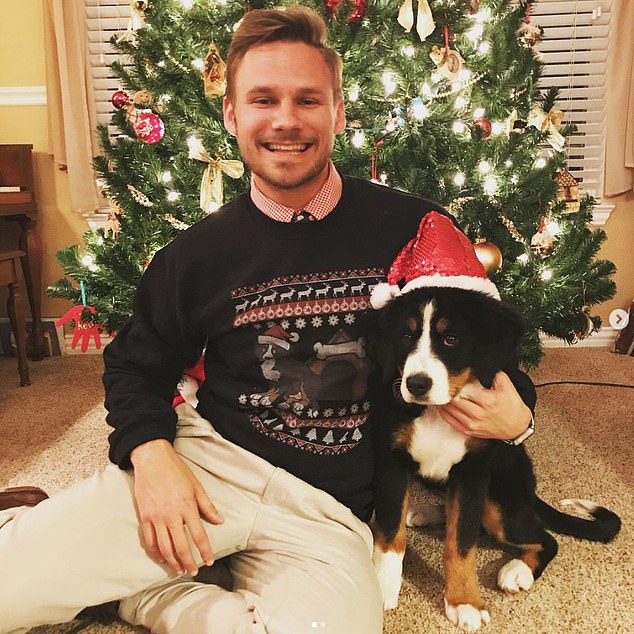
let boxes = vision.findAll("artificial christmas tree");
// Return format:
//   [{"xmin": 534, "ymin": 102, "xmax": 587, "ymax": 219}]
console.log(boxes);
[{"xmin": 48, "ymin": 0, "xmax": 615, "ymax": 368}]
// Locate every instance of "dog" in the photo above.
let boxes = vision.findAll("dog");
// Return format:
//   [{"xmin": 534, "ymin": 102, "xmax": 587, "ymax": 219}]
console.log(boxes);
[{"xmin": 368, "ymin": 286, "xmax": 621, "ymax": 632}]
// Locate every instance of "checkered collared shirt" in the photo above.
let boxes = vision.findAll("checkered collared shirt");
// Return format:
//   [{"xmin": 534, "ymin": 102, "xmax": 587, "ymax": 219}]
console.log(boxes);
[{"xmin": 249, "ymin": 161, "xmax": 342, "ymax": 222}]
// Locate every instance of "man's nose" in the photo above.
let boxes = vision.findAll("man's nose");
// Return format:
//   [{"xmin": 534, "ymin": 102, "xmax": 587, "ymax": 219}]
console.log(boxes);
[{"xmin": 272, "ymin": 101, "xmax": 301, "ymax": 129}]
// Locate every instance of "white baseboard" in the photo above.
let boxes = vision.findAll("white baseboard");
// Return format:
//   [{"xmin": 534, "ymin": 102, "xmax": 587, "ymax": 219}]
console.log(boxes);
[{"xmin": 540, "ymin": 327, "xmax": 617, "ymax": 349}]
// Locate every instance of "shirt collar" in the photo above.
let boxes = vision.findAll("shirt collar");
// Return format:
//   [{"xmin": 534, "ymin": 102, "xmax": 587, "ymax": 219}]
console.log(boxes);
[{"xmin": 250, "ymin": 161, "xmax": 342, "ymax": 222}]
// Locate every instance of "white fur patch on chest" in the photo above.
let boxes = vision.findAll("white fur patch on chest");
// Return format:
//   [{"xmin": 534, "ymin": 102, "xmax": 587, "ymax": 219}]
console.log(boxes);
[{"xmin": 408, "ymin": 408, "xmax": 469, "ymax": 481}]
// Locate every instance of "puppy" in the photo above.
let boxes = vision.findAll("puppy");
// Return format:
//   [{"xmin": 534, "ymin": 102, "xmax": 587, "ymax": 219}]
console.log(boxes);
[{"xmin": 369, "ymin": 286, "xmax": 621, "ymax": 632}]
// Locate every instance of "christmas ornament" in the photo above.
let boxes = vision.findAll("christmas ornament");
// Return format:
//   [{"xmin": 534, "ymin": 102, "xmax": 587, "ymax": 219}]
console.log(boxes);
[
  {"xmin": 133, "ymin": 110, "xmax": 164, "ymax": 144},
  {"xmin": 473, "ymin": 117, "xmax": 492, "ymax": 140},
  {"xmin": 163, "ymin": 214, "xmax": 191, "ymax": 231},
  {"xmin": 203, "ymin": 43, "xmax": 227, "ymax": 97},
  {"xmin": 187, "ymin": 137, "xmax": 244, "ymax": 212},
  {"xmin": 573, "ymin": 307, "xmax": 595, "ymax": 342},
  {"xmin": 429, "ymin": 45, "xmax": 464, "ymax": 81},
  {"xmin": 103, "ymin": 209, "xmax": 121, "ymax": 239},
  {"xmin": 128, "ymin": 0, "xmax": 148, "ymax": 31},
  {"xmin": 111, "ymin": 90, "xmax": 131, "ymax": 109},
  {"xmin": 128, "ymin": 184, "xmax": 154, "ymax": 207},
  {"xmin": 555, "ymin": 170, "xmax": 580, "ymax": 213},
  {"xmin": 531, "ymin": 216, "xmax": 556, "ymax": 256},
  {"xmin": 506, "ymin": 109, "xmax": 527, "ymax": 134},
  {"xmin": 397, "ymin": 0, "xmax": 435, "ymax": 41},
  {"xmin": 325, "ymin": 0, "xmax": 368, "ymax": 22},
  {"xmin": 474, "ymin": 240, "xmax": 503, "ymax": 274},
  {"xmin": 469, "ymin": 0, "xmax": 480, "ymax": 14},
  {"xmin": 133, "ymin": 89, "xmax": 154, "ymax": 108},
  {"xmin": 370, "ymin": 211, "xmax": 500, "ymax": 309},
  {"xmin": 528, "ymin": 105, "xmax": 565, "ymax": 152},
  {"xmin": 517, "ymin": 21, "xmax": 541, "ymax": 47},
  {"xmin": 55, "ymin": 303, "xmax": 103, "ymax": 353}
]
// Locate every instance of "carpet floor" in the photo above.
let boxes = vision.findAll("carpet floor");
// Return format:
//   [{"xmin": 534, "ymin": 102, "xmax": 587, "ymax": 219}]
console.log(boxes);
[{"xmin": 0, "ymin": 347, "xmax": 632, "ymax": 633}]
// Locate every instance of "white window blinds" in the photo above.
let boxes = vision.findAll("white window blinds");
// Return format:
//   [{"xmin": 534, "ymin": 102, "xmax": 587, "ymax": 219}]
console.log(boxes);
[{"xmin": 532, "ymin": 0, "xmax": 612, "ymax": 216}]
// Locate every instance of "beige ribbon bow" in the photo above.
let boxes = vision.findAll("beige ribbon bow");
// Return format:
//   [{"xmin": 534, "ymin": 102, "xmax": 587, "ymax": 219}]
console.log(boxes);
[
  {"xmin": 528, "ymin": 106, "xmax": 565, "ymax": 152},
  {"xmin": 397, "ymin": 0, "xmax": 435, "ymax": 41},
  {"xmin": 188, "ymin": 139, "xmax": 244, "ymax": 212}
]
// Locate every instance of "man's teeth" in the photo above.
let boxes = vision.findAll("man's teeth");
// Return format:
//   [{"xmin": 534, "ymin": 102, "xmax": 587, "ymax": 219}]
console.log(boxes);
[{"xmin": 266, "ymin": 144, "xmax": 308, "ymax": 152}]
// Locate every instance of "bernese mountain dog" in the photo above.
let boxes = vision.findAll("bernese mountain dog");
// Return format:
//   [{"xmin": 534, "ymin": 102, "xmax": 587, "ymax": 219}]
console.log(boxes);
[{"xmin": 368, "ymin": 286, "xmax": 621, "ymax": 633}]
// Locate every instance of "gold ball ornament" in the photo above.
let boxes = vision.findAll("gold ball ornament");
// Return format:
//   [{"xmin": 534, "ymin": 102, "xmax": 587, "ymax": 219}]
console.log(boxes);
[{"xmin": 474, "ymin": 241, "xmax": 503, "ymax": 275}]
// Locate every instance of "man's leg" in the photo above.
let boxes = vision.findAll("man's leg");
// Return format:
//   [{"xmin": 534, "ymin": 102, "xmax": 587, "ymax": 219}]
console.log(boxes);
[
  {"xmin": 0, "ymin": 464, "xmax": 174, "ymax": 633},
  {"xmin": 119, "ymin": 406, "xmax": 383, "ymax": 634}
]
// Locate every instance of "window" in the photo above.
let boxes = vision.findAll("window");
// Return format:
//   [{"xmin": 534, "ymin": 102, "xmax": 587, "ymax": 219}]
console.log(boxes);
[{"xmin": 533, "ymin": 0, "xmax": 613, "ymax": 224}]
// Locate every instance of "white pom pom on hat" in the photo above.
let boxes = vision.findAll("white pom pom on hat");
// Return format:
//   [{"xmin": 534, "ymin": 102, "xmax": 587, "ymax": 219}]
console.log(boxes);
[{"xmin": 370, "ymin": 211, "xmax": 500, "ymax": 310}]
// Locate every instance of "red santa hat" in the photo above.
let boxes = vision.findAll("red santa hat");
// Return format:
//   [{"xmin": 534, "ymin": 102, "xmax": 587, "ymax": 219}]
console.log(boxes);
[
  {"xmin": 370, "ymin": 211, "xmax": 500, "ymax": 309},
  {"xmin": 258, "ymin": 324, "xmax": 298, "ymax": 349}
]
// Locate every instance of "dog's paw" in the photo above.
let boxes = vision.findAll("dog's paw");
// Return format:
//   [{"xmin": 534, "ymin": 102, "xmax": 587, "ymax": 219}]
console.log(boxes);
[
  {"xmin": 444, "ymin": 597, "xmax": 490, "ymax": 632},
  {"xmin": 373, "ymin": 549, "xmax": 403, "ymax": 610},
  {"xmin": 406, "ymin": 502, "xmax": 445, "ymax": 527},
  {"xmin": 497, "ymin": 559, "xmax": 534, "ymax": 593}
]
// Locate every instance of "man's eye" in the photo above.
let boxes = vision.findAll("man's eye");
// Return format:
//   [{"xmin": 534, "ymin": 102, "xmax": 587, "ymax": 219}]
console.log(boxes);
[{"xmin": 443, "ymin": 334, "xmax": 459, "ymax": 347}]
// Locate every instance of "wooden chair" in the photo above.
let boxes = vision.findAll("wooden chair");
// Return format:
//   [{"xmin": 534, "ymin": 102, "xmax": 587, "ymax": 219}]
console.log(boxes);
[{"xmin": 0, "ymin": 250, "xmax": 30, "ymax": 386}]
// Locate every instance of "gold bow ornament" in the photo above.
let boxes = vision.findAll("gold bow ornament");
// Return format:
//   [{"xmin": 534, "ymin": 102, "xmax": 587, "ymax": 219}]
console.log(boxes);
[
  {"xmin": 203, "ymin": 43, "xmax": 227, "ymax": 97},
  {"xmin": 528, "ymin": 106, "xmax": 565, "ymax": 152},
  {"xmin": 397, "ymin": 0, "xmax": 435, "ymax": 41},
  {"xmin": 188, "ymin": 138, "xmax": 244, "ymax": 212}
]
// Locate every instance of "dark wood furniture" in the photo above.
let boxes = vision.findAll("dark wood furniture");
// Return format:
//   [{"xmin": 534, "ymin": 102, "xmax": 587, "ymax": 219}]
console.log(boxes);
[
  {"xmin": 0, "ymin": 250, "xmax": 30, "ymax": 386},
  {"xmin": 0, "ymin": 144, "xmax": 46, "ymax": 360}
]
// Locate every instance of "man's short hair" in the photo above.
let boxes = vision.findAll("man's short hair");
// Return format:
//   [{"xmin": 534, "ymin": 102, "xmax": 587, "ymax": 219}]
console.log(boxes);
[{"xmin": 226, "ymin": 6, "xmax": 343, "ymax": 102}]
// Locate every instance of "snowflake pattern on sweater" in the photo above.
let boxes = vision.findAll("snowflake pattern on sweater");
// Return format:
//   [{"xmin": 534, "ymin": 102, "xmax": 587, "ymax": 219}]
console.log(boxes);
[{"xmin": 232, "ymin": 268, "xmax": 384, "ymax": 455}]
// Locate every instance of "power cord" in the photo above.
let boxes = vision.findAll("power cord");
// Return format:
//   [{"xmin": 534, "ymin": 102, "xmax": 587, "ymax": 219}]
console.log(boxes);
[{"xmin": 534, "ymin": 380, "xmax": 634, "ymax": 389}]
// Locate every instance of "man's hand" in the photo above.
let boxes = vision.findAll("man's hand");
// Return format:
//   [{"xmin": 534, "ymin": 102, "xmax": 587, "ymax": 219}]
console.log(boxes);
[
  {"xmin": 437, "ymin": 371, "xmax": 532, "ymax": 441},
  {"xmin": 130, "ymin": 439, "xmax": 223, "ymax": 575}
]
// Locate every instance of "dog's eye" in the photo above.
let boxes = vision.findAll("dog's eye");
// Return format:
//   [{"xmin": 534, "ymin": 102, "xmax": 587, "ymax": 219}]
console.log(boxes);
[{"xmin": 443, "ymin": 334, "xmax": 459, "ymax": 347}]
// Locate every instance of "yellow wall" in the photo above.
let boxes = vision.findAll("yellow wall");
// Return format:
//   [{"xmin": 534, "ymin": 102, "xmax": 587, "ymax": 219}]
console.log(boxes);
[
  {"xmin": 0, "ymin": 0, "xmax": 89, "ymax": 319},
  {"xmin": 1, "ymin": 0, "xmax": 633, "ymax": 326}
]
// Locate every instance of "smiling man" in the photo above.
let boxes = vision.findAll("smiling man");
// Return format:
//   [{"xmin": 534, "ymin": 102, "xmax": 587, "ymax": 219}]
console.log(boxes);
[{"xmin": 0, "ymin": 7, "xmax": 535, "ymax": 634}]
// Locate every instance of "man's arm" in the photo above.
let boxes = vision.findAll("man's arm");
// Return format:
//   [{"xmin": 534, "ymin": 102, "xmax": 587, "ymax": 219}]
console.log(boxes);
[{"xmin": 103, "ymin": 247, "xmax": 223, "ymax": 574}]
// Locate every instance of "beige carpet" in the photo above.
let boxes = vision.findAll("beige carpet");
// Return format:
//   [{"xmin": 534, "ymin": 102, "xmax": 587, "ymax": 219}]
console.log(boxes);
[{"xmin": 0, "ymin": 348, "xmax": 632, "ymax": 634}]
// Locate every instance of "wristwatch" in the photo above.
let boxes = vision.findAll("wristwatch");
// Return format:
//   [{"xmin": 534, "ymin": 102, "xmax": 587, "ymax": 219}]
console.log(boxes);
[{"xmin": 504, "ymin": 414, "xmax": 535, "ymax": 446}]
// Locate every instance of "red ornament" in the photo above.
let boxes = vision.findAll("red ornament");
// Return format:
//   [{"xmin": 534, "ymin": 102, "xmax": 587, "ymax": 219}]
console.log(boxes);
[
  {"xmin": 474, "ymin": 117, "xmax": 492, "ymax": 140},
  {"xmin": 55, "ymin": 305, "xmax": 103, "ymax": 353},
  {"xmin": 347, "ymin": 0, "xmax": 368, "ymax": 22},
  {"xmin": 111, "ymin": 90, "xmax": 131, "ymax": 109},
  {"xmin": 133, "ymin": 110, "xmax": 165, "ymax": 144}
]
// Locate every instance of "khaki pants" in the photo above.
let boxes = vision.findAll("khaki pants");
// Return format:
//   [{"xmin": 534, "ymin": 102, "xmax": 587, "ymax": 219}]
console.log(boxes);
[{"xmin": 0, "ymin": 404, "xmax": 382, "ymax": 634}]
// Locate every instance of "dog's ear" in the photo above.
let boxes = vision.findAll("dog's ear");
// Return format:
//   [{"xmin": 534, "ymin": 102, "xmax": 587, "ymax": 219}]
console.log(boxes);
[
  {"xmin": 364, "ymin": 305, "xmax": 400, "ymax": 384},
  {"xmin": 466, "ymin": 295, "xmax": 525, "ymax": 388}
]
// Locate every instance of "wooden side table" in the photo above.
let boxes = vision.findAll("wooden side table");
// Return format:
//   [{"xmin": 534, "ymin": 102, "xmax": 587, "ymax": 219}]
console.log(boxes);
[
  {"xmin": 0, "ymin": 144, "xmax": 46, "ymax": 360},
  {"xmin": 0, "ymin": 250, "xmax": 30, "ymax": 386}
]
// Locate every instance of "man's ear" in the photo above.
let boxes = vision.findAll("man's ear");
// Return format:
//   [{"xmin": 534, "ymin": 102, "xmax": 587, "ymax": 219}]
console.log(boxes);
[
  {"xmin": 223, "ymin": 97, "xmax": 237, "ymax": 136},
  {"xmin": 334, "ymin": 98, "xmax": 346, "ymax": 135}
]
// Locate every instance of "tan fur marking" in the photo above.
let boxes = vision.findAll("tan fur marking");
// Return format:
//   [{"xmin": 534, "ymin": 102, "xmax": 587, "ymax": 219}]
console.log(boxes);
[
  {"xmin": 448, "ymin": 368, "xmax": 476, "ymax": 397},
  {"xmin": 482, "ymin": 498, "xmax": 506, "ymax": 543},
  {"xmin": 392, "ymin": 421, "xmax": 415, "ymax": 452},
  {"xmin": 443, "ymin": 495, "xmax": 484, "ymax": 609},
  {"xmin": 436, "ymin": 317, "xmax": 449, "ymax": 333},
  {"xmin": 373, "ymin": 490, "xmax": 409, "ymax": 554},
  {"xmin": 519, "ymin": 544, "xmax": 543, "ymax": 573},
  {"xmin": 407, "ymin": 317, "xmax": 417, "ymax": 333}
]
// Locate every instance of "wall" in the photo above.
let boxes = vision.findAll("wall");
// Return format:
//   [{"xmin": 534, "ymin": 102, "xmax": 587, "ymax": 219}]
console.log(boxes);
[
  {"xmin": 0, "ymin": 0, "xmax": 89, "ymax": 320},
  {"xmin": 1, "ymin": 1, "xmax": 633, "ymax": 329}
]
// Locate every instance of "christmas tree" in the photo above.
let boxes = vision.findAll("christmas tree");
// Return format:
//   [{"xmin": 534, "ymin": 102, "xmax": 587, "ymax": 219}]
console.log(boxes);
[{"xmin": 48, "ymin": 0, "xmax": 615, "ymax": 368}]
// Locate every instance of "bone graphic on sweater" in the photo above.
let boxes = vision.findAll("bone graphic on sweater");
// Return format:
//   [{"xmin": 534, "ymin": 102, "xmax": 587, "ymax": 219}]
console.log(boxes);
[{"xmin": 314, "ymin": 338, "xmax": 365, "ymax": 359}]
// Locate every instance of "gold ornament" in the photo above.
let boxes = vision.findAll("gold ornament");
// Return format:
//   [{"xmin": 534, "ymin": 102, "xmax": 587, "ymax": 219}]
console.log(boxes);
[
  {"xmin": 133, "ymin": 89, "xmax": 154, "ymax": 108},
  {"xmin": 555, "ymin": 170, "xmax": 580, "ymax": 213},
  {"xmin": 528, "ymin": 106, "xmax": 565, "ymax": 152},
  {"xmin": 429, "ymin": 45, "xmax": 464, "ymax": 81},
  {"xmin": 574, "ymin": 307, "xmax": 595, "ymax": 341},
  {"xmin": 474, "ymin": 240, "xmax": 503, "ymax": 275},
  {"xmin": 517, "ymin": 21, "xmax": 541, "ymax": 48},
  {"xmin": 203, "ymin": 43, "xmax": 227, "ymax": 97},
  {"xmin": 188, "ymin": 138, "xmax": 244, "ymax": 212},
  {"xmin": 127, "ymin": 184, "xmax": 154, "ymax": 207},
  {"xmin": 163, "ymin": 214, "xmax": 191, "ymax": 231}
]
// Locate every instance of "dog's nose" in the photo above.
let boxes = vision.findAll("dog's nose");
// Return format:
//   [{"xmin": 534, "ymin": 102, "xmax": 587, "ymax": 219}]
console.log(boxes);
[{"xmin": 405, "ymin": 374, "xmax": 432, "ymax": 398}]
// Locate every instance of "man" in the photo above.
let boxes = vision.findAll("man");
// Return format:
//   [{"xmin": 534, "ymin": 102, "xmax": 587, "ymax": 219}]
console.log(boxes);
[{"xmin": 0, "ymin": 7, "xmax": 534, "ymax": 633}]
